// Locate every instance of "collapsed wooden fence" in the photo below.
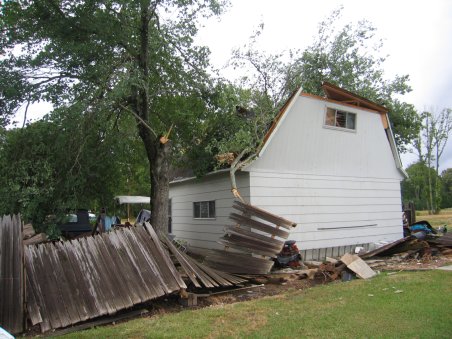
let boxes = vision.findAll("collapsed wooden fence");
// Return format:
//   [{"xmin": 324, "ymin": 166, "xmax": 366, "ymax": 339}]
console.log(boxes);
[
  {"xmin": 1, "ymin": 203, "xmax": 296, "ymax": 334},
  {"xmin": 0, "ymin": 214, "xmax": 24, "ymax": 334},
  {"xmin": 25, "ymin": 225, "xmax": 187, "ymax": 332}
]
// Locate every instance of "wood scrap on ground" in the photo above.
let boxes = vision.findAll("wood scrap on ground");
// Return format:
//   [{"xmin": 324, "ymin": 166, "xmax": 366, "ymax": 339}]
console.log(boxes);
[{"xmin": 340, "ymin": 253, "xmax": 377, "ymax": 279}]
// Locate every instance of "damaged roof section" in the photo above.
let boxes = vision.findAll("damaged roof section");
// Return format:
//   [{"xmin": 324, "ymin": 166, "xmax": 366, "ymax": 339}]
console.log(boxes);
[{"xmin": 25, "ymin": 225, "xmax": 187, "ymax": 332}]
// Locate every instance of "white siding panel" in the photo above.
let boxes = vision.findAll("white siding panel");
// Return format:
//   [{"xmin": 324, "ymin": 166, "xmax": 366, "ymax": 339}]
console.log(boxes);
[
  {"xmin": 248, "ymin": 173, "xmax": 401, "ymax": 190},
  {"xmin": 295, "ymin": 232, "xmax": 401, "ymax": 250},
  {"xmin": 169, "ymin": 172, "xmax": 250, "ymax": 250},
  {"xmin": 249, "ymin": 95, "xmax": 403, "ymax": 180},
  {"xmin": 292, "ymin": 218, "xmax": 401, "ymax": 233},
  {"xmin": 247, "ymin": 204, "xmax": 401, "ymax": 215},
  {"xmin": 249, "ymin": 171, "xmax": 403, "ymax": 250},
  {"xmin": 251, "ymin": 186, "xmax": 400, "ymax": 198},
  {"xmin": 249, "ymin": 196, "xmax": 402, "ymax": 207}
]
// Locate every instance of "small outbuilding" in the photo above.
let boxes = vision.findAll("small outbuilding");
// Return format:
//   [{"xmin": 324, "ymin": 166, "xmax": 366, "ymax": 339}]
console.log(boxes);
[{"xmin": 169, "ymin": 83, "xmax": 407, "ymax": 260}]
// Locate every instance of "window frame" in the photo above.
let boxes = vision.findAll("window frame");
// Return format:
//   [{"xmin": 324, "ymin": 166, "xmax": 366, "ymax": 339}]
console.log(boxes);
[
  {"xmin": 324, "ymin": 107, "xmax": 357, "ymax": 132},
  {"xmin": 193, "ymin": 200, "xmax": 216, "ymax": 219}
]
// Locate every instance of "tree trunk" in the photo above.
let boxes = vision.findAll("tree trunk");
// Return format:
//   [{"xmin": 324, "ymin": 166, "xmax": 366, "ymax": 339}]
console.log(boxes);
[{"xmin": 150, "ymin": 139, "xmax": 171, "ymax": 234}]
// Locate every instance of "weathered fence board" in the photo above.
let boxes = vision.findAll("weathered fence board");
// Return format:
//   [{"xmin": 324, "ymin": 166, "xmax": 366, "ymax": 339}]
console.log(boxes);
[
  {"xmin": 206, "ymin": 201, "xmax": 298, "ymax": 274},
  {"xmin": 0, "ymin": 214, "xmax": 24, "ymax": 334},
  {"xmin": 25, "ymin": 225, "xmax": 186, "ymax": 332},
  {"xmin": 161, "ymin": 235, "xmax": 248, "ymax": 288}
]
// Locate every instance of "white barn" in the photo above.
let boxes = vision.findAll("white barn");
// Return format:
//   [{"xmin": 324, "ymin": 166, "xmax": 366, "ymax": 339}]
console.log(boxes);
[{"xmin": 169, "ymin": 82, "xmax": 407, "ymax": 260}]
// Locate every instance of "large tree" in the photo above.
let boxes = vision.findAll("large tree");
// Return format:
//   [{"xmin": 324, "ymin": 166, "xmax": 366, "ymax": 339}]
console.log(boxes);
[
  {"xmin": 1, "ymin": 0, "xmax": 226, "ymax": 233},
  {"xmin": 229, "ymin": 8, "xmax": 420, "ymax": 155}
]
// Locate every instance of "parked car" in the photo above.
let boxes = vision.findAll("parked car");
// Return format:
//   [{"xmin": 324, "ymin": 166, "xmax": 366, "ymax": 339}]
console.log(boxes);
[{"xmin": 58, "ymin": 209, "xmax": 93, "ymax": 238}]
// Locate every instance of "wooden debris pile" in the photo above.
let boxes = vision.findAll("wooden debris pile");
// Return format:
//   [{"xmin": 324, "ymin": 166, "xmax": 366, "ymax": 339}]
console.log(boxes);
[
  {"xmin": 426, "ymin": 232, "xmax": 452, "ymax": 255},
  {"xmin": 293, "ymin": 233, "xmax": 452, "ymax": 282},
  {"xmin": 157, "ymin": 225, "xmax": 248, "ymax": 288},
  {"xmin": 203, "ymin": 201, "xmax": 297, "ymax": 275}
]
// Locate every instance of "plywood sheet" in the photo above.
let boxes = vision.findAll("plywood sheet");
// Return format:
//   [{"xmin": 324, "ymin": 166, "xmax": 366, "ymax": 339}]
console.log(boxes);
[{"xmin": 341, "ymin": 253, "xmax": 376, "ymax": 279}]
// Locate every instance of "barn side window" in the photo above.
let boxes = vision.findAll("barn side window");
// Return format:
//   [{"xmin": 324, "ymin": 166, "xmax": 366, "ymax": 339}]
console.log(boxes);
[
  {"xmin": 325, "ymin": 108, "xmax": 356, "ymax": 130},
  {"xmin": 193, "ymin": 201, "xmax": 216, "ymax": 219}
]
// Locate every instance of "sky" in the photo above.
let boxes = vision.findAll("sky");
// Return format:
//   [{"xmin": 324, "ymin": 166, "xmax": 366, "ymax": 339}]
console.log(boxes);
[{"xmin": 19, "ymin": 0, "xmax": 452, "ymax": 170}]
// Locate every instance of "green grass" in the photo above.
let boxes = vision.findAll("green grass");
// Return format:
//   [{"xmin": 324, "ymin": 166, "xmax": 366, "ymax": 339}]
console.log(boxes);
[
  {"xmin": 59, "ymin": 270, "xmax": 452, "ymax": 338},
  {"xmin": 416, "ymin": 208, "xmax": 452, "ymax": 227}
]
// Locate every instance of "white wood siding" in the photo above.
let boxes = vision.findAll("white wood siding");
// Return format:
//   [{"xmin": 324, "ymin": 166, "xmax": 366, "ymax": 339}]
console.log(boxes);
[
  {"xmin": 169, "ymin": 172, "xmax": 250, "ymax": 249},
  {"xmin": 251, "ymin": 95, "xmax": 404, "ymax": 179},
  {"xmin": 248, "ymin": 171, "xmax": 403, "ymax": 250},
  {"xmin": 247, "ymin": 95, "xmax": 404, "ymax": 250}
]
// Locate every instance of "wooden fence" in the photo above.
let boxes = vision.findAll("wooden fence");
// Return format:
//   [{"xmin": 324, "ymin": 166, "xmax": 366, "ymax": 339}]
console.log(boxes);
[
  {"xmin": 25, "ymin": 225, "xmax": 187, "ymax": 332},
  {"xmin": 2, "ymin": 216, "xmax": 248, "ymax": 334},
  {"xmin": 0, "ymin": 214, "xmax": 24, "ymax": 334}
]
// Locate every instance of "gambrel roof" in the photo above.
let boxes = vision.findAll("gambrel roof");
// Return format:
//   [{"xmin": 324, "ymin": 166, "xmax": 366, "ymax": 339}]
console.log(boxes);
[{"xmin": 255, "ymin": 82, "xmax": 407, "ymax": 178}]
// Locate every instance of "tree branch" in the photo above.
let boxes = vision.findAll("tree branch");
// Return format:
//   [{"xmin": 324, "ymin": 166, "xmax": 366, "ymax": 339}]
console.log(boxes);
[{"xmin": 119, "ymin": 103, "xmax": 157, "ymax": 138}]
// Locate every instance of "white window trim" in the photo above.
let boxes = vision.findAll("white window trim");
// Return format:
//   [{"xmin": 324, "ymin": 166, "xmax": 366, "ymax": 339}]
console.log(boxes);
[{"xmin": 323, "ymin": 106, "xmax": 357, "ymax": 133}]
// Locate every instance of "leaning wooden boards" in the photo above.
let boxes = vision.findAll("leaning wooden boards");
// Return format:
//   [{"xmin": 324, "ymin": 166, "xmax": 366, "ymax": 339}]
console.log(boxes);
[
  {"xmin": 25, "ymin": 226, "xmax": 186, "ymax": 332},
  {"xmin": 206, "ymin": 201, "xmax": 298, "ymax": 274}
]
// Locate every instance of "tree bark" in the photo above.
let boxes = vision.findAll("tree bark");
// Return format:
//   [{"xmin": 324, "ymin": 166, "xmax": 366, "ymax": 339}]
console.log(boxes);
[
  {"xmin": 150, "ymin": 139, "xmax": 171, "ymax": 234},
  {"xmin": 135, "ymin": 0, "xmax": 170, "ymax": 234}
]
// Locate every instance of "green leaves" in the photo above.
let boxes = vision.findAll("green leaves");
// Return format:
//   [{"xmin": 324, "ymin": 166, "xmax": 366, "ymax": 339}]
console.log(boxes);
[{"xmin": 297, "ymin": 10, "xmax": 420, "ymax": 152}]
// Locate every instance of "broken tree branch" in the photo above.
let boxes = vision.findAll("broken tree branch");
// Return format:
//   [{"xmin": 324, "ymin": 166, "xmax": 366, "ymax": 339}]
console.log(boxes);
[
  {"xmin": 119, "ymin": 103, "xmax": 158, "ymax": 139},
  {"xmin": 229, "ymin": 149, "xmax": 257, "ymax": 203}
]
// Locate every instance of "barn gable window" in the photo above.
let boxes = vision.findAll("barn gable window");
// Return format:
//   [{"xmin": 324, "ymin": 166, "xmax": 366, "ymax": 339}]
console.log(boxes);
[
  {"xmin": 193, "ymin": 201, "xmax": 216, "ymax": 219},
  {"xmin": 325, "ymin": 108, "xmax": 356, "ymax": 130}
]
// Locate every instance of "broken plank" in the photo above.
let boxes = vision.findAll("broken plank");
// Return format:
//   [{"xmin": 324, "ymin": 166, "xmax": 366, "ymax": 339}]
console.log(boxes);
[
  {"xmin": 360, "ymin": 236, "xmax": 412, "ymax": 259},
  {"xmin": 229, "ymin": 213, "xmax": 290, "ymax": 238},
  {"xmin": 224, "ymin": 226, "xmax": 284, "ymax": 250},
  {"xmin": 341, "ymin": 253, "xmax": 376, "ymax": 279},
  {"xmin": 143, "ymin": 223, "xmax": 187, "ymax": 289},
  {"xmin": 232, "ymin": 201, "xmax": 297, "ymax": 229},
  {"xmin": 161, "ymin": 236, "xmax": 215, "ymax": 288},
  {"xmin": 218, "ymin": 238, "xmax": 277, "ymax": 258}
]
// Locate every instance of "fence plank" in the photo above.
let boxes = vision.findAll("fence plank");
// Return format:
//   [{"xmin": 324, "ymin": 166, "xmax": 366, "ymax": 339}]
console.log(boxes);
[{"xmin": 0, "ymin": 215, "xmax": 24, "ymax": 334}]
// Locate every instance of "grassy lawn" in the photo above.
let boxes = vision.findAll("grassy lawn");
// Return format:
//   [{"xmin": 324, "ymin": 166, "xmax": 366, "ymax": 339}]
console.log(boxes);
[
  {"xmin": 416, "ymin": 208, "xmax": 452, "ymax": 227},
  {"xmin": 59, "ymin": 270, "xmax": 452, "ymax": 338}
]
